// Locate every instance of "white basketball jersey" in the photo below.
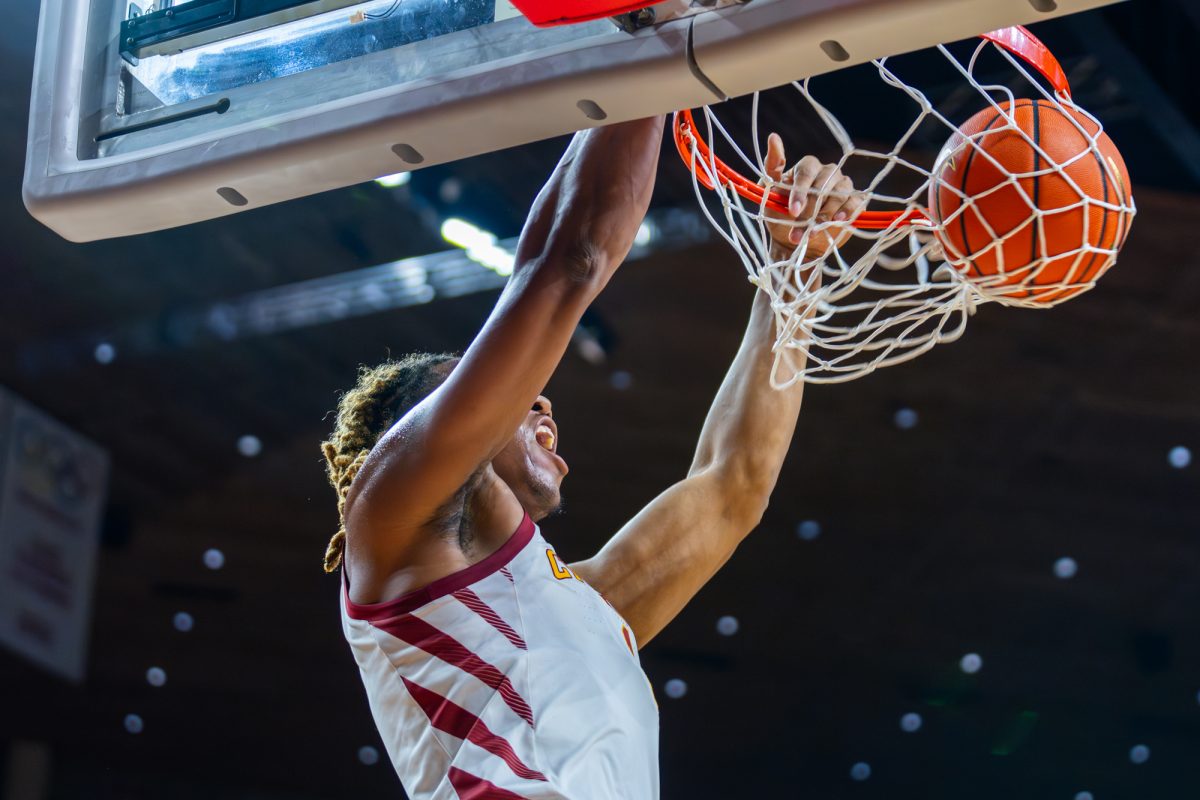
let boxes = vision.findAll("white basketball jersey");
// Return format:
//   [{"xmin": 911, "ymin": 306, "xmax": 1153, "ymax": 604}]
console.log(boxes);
[{"xmin": 341, "ymin": 514, "xmax": 660, "ymax": 799}]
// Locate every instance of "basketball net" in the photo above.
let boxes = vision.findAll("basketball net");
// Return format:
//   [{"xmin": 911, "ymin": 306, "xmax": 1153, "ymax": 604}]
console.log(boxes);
[{"xmin": 675, "ymin": 26, "xmax": 1136, "ymax": 385}]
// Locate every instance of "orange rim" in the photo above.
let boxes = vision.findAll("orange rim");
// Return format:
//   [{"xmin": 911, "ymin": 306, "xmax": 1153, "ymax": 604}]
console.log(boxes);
[{"xmin": 673, "ymin": 25, "xmax": 1072, "ymax": 232}]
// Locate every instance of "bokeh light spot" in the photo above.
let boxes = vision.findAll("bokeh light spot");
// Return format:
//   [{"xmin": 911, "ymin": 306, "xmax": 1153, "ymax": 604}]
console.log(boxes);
[
  {"xmin": 960, "ymin": 653, "xmax": 983, "ymax": 674},
  {"xmin": 1054, "ymin": 557, "xmax": 1078, "ymax": 579},
  {"xmin": 893, "ymin": 407, "xmax": 919, "ymax": 430},
  {"xmin": 1168, "ymin": 446, "xmax": 1191, "ymax": 469},
  {"xmin": 237, "ymin": 435, "xmax": 263, "ymax": 457},
  {"xmin": 796, "ymin": 520, "xmax": 821, "ymax": 541},
  {"xmin": 203, "ymin": 549, "xmax": 225, "ymax": 570}
]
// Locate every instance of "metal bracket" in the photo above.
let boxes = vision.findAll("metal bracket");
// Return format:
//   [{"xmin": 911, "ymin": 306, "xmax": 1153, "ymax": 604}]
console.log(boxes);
[{"xmin": 611, "ymin": 0, "xmax": 747, "ymax": 33}]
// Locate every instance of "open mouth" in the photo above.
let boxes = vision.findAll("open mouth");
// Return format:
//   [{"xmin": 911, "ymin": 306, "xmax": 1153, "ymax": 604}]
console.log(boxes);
[{"xmin": 534, "ymin": 418, "xmax": 557, "ymax": 454}]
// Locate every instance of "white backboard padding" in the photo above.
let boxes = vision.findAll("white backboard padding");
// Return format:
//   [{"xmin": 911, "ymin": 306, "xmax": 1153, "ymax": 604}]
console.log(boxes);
[
  {"xmin": 24, "ymin": 0, "xmax": 1121, "ymax": 241},
  {"xmin": 691, "ymin": 0, "xmax": 1120, "ymax": 99}
]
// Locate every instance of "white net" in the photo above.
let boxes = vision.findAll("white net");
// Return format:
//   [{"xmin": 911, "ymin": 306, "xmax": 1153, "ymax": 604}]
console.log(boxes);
[{"xmin": 677, "ymin": 28, "xmax": 1136, "ymax": 385}]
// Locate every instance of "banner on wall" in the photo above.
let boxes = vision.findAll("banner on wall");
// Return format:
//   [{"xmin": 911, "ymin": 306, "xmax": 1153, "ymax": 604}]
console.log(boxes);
[{"xmin": 0, "ymin": 387, "xmax": 109, "ymax": 683}]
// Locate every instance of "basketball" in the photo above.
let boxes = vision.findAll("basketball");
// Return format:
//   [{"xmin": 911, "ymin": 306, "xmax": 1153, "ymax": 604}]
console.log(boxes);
[{"xmin": 930, "ymin": 98, "xmax": 1133, "ymax": 302}]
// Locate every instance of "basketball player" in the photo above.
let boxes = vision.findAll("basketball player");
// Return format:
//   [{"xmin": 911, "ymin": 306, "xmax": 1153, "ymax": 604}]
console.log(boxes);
[{"xmin": 321, "ymin": 115, "xmax": 862, "ymax": 799}]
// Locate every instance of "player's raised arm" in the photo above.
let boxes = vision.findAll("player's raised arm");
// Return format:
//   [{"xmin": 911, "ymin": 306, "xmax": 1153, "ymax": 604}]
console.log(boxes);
[
  {"xmin": 343, "ymin": 116, "xmax": 666, "ymax": 569},
  {"xmin": 572, "ymin": 134, "xmax": 865, "ymax": 646}
]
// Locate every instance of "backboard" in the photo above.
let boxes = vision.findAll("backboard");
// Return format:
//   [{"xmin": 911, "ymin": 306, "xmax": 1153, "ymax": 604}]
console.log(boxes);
[{"xmin": 23, "ymin": 0, "xmax": 1120, "ymax": 242}]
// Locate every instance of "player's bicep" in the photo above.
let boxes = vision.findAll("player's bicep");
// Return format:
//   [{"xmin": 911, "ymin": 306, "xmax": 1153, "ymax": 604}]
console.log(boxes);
[{"xmin": 572, "ymin": 470, "xmax": 745, "ymax": 647}]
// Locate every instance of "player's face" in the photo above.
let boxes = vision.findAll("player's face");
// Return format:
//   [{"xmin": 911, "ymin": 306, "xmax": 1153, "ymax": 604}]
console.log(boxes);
[{"xmin": 491, "ymin": 395, "xmax": 566, "ymax": 521}]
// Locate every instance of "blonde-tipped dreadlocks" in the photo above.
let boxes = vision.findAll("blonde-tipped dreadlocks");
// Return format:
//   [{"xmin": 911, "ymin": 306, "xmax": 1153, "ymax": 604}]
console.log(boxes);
[{"xmin": 320, "ymin": 352, "xmax": 457, "ymax": 572}]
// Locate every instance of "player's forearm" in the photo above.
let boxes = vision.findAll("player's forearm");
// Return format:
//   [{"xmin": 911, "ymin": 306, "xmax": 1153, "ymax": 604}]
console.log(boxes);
[
  {"xmin": 513, "ymin": 116, "xmax": 666, "ymax": 295},
  {"xmin": 689, "ymin": 285, "xmax": 805, "ymax": 524}
]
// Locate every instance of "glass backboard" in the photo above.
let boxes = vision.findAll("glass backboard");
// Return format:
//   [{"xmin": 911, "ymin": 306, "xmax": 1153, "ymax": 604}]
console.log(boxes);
[{"xmin": 23, "ymin": 0, "xmax": 1118, "ymax": 241}]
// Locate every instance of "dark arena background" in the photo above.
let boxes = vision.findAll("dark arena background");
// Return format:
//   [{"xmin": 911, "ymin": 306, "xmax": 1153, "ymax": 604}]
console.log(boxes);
[{"xmin": 2, "ymin": 1, "xmax": 1199, "ymax": 798}]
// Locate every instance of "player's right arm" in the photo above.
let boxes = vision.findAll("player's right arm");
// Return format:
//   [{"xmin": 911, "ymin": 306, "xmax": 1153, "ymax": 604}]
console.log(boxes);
[
  {"xmin": 343, "ymin": 116, "xmax": 666, "ymax": 573},
  {"xmin": 572, "ymin": 136, "xmax": 863, "ymax": 646}
]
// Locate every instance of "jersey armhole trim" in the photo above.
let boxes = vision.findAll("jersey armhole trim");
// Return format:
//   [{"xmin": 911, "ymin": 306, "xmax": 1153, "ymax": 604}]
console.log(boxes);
[{"xmin": 343, "ymin": 513, "xmax": 535, "ymax": 621}]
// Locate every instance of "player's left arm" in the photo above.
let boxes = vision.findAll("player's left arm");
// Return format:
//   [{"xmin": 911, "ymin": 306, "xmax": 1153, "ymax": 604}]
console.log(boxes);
[{"xmin": 571, "ymin": 135, "xmax": 864, "ymax": 647}]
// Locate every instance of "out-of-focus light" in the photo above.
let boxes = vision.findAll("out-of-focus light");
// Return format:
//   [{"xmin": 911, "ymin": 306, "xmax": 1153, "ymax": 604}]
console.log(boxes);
[
  {"xmin": 94, "ymin": 342, "xmax": 116, "ymax": 364},
  {"xmin": 1129, "ymin": 744, "xmax": 1150, "ymax": 764},
  {"xmin": 1168, "ymin": 446, "xmax": 1191, "ymax": 469},
  {"xmin": 124, "ymin": 714, "xmax": 144, "ymax": 734},
  {"xmin": 575, "ymin": 337, "xmax": 606, "ymax": 365},
  {"xmin": 1075, "ymin": 792, "xmax": 1094, "ymax": 800},
  {"xmin": 173, "ymin": 612, "xmax": 194, "ymax": 632},
  {"xmin": 373, "ymin": 172, "xmax": 410, "ymax": 188},
  {"xmin": 203, "ymin": 548, "xmax": 225, "ymax": 570},
  {"xmin": 716, "ymin": 616, "xmax": 739, "ymax": 636},
  {"xmin": 439, "ymin": 177, "xmax": 463, "ymax": 203},
  {"xmin": 610, "ymin": 370, "xmax": 633, "ymax": 391},
  {"xmin": 237, "ymin": 435, "xmax": 263, "ymax": 457},
  {"xmin": 206, "ymin": 304, "xmax": 238, "ymax": 340},
  {"xmin": 900, "ymin": 712, "xmax": 922, "ymax": 732},
  {"xmin": 850, "ymin": 762, "xmax": 871, "ymax": 781},
  {"xmin": 634, "ymin": 220, "xmax": 657, "ymax": 247},
  {"xmin": 664, "ymin": 679, "xmax": 687, "ymax": 699},
  {"xmin": 960, "ymin": 653, "xmax": 983, "ymax": 674},
  {"xmin": 893, "ymin": 407, "xmax": 918, "ymax": 430},
  {"xmin": 1054, "ymin": 557, "xmax": 1078, "ymax": 579},
  {"xmin": 146, "ymin": 667, "xmax": 167, "ymax": 687},
  {"xmin": 358, "ymin": 745, "xmax": 380, "ymax": 765},
  {"xmin": 572, "ymin": 326, "xmax": 606, "ymax": 365},
  {"xmin": 796, "ymin": 520, "xmax": 820, "ymax": 541},
  {"xmin": 441, "ymin": 218, "xmax": 515, "ymax": 277}
]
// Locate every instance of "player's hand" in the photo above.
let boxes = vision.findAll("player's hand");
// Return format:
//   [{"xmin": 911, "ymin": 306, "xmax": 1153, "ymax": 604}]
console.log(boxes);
[{"xmin": 762, "ymin": 133, "xmax": 866, "ymax": 258}]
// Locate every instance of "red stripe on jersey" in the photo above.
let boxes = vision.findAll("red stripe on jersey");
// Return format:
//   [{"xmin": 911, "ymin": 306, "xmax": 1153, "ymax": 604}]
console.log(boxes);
[
  {"xmin": 373, "ymin": 614, "xmax": 535, "ymax": 726},
  {"xmin": 344, "ymin": 514, "xmax": 534, "ymax": 620},
  {"xmin": 454, "ymin": 589, "xmax": 528, "ymax": 651},
  {"xmin": 448, "ymin": 767, "xmax": 530, "ymax": 799},
  {"xmin": 402, "ymin": 677, "xmax": 546, "ymax": 782},
  {"xmin": 499, "ymin": 567, "xmax": 514, "ymax": 583}
]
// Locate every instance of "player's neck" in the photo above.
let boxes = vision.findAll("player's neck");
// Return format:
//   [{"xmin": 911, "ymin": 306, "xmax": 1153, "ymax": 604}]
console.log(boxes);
[{"xmin": 459, "ymin": 470, "xmax": 527, "ymax": 562}]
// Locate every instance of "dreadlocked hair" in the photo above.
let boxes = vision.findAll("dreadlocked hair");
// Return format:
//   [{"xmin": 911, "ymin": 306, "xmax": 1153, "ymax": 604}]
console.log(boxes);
[{"xmin": 320, "ymin": 352, "xmax": 458, "ymax": 573}]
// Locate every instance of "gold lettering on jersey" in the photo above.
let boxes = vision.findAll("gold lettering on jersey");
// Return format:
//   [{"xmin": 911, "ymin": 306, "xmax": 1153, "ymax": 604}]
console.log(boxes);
[{"xmin": 546, "ymin": 548, "xmax": 575, "ymax": 581}]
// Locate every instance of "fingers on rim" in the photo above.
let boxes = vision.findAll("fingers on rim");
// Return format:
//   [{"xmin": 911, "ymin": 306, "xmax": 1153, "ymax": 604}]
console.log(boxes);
[
  {"xmin": 818, "ymin": 175, "xmax": 856, "ymax": 219},
  {"xmin": 789, "ymin": 157, "xmax": 822, "ymax": 217},
  {"xmin": 764, "ymin": 133, "xmax": 786, "ymax": 180},
  {"xmin": 843, "ymin": 189, "xmax": 870, "ymax": 220}
]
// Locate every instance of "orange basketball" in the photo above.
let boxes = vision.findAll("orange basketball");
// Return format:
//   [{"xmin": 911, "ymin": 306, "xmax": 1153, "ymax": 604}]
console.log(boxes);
[{"xmin": 930, "ymin": 98, "xmax": 1133, "ymax": 302}]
